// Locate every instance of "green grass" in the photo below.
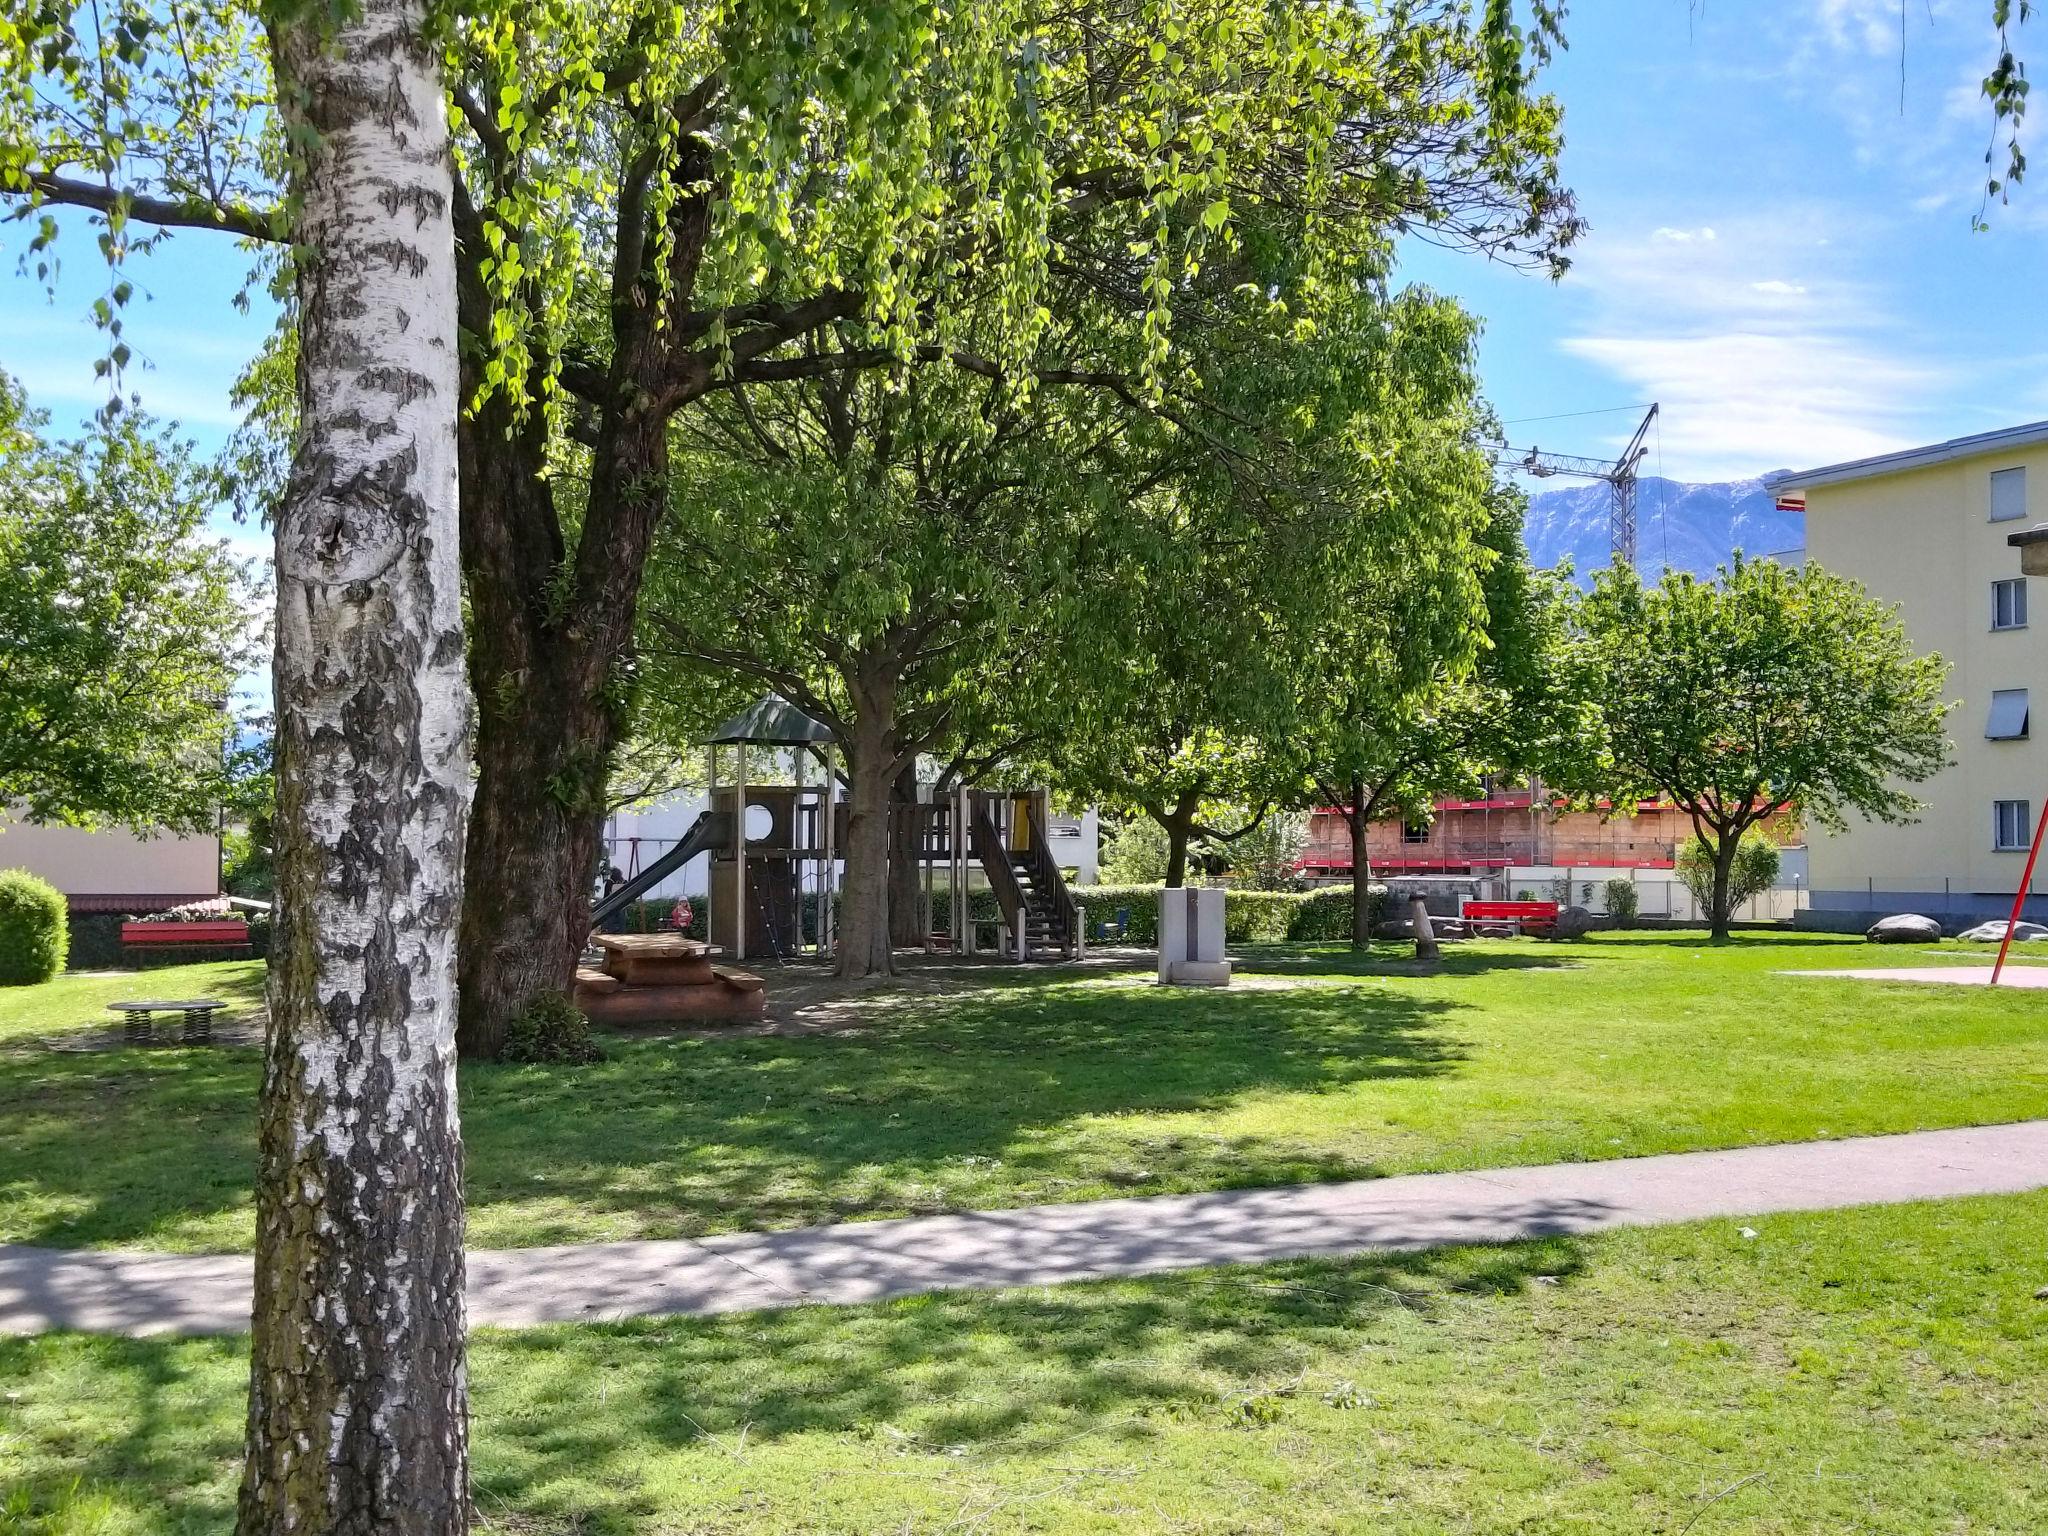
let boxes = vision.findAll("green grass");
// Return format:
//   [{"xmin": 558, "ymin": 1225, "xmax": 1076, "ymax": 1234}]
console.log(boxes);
[
  {"xmin": 4, "ymin": 1192, "xmax": 2046, "ymax": 1533},
  {"xmin": 3, "ymin": 933, "xmax": 2045, "ymax": 1253},
  {"xmin": 0, "ymin": 962, "xmax": 265, "ymax": 1047}
]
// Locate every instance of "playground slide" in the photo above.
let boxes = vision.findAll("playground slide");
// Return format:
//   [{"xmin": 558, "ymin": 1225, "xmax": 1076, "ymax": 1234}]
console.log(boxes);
[{"xmin": 588, "ymin": 810, "xmax": 731, "ymax": 931}]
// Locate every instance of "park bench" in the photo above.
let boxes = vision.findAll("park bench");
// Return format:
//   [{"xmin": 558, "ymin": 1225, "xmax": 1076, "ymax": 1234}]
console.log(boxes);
[
  {"xmin": 1089, "ymin": 906, "xmax": 1132, "ymax": 943},
  {"xmin": 104, "ymin": 997, "xmax": 227, "ymax": 1044},
  {"xmin": 120, "ymin": 919, "xmax": 251, "ymax": 955},
  {"xmin": 1460, "ymin": 899, "xmax": 1560, "ymax": 937}
]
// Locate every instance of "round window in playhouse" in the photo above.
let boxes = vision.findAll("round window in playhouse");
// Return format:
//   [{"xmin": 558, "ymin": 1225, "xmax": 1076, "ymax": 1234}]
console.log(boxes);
[{"xmin": 743, "ymin": 802, "xmax": 776, "ymax": 843}]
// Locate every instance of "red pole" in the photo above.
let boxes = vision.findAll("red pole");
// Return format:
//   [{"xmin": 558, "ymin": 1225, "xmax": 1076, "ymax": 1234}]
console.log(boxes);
[{"xmin": 1991, "ymin": 799, "xmax": 2048, "ymax": 984}]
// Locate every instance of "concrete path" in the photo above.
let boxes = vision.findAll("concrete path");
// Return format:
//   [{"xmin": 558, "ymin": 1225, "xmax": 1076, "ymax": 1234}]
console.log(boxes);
[
  {"xmin": 5, "ymin": 1120, "xmax": 2046, "ymax": 1338},
  {"xmin": 1784, "ymin": 965, "xmax": 2048, "ymax": 988}
]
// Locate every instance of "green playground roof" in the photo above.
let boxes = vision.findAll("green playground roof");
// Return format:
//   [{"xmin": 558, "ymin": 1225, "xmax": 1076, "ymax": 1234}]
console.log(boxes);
[{"xmin": 701, "ymin": 693, "xmax": 835, "ymax": 747}]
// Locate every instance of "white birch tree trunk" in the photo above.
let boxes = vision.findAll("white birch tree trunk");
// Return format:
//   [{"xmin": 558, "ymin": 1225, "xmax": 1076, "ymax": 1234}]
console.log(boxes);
[{"xmin": 239, "ymin": 0, "xmax": 472, "ymax": 1527}]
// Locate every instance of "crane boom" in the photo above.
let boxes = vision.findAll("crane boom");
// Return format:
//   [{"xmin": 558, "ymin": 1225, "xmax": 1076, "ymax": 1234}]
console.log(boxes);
[{"xmin": 1487, "ymin": 402, "xmax": 1660, "ymax": 569}]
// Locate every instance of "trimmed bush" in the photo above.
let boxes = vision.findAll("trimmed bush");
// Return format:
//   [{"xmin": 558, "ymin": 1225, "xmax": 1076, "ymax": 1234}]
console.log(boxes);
[
  {"xmin": 1284, "ymin": 885, "xmax": 1383, "ymax": 941},
  {"xmin": 0, "ymin": 869, "xmax": 68, "ymax": 985},
  {"xmin": 502, "ymin": 991, "xmax": 603, "ymax": 1064},
  {"xmin": 1069, "ymin": 883, "xmax": 1388, "ymax": 946}
]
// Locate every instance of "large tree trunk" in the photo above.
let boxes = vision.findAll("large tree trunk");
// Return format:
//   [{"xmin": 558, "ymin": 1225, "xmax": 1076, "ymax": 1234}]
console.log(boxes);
[
  {"xmin": 1157, "ymin": 789, "xmax": 1201, "ymax": 888},
  {"xmin": 242, "ymin": 2, "xmax": 471, "ymax": 1529},
  {"xmin": 833, "ymin": 659, "xmax": 901, "ymax": 978},
  {"xmin": 837, "ymin": 736, "xmax": 897, "ymax": 978},
  {"xmin": 446, "ymin": 146, "xmax": 707, "ymax": 1058},
  {"xmin": 1347, "ymin": 778, "xmax": 1373, "ymax": 950},
  {"xmin": 1709, "ymin": 833, "xmax": 1738, "ymax": 942},
  {"xmin": 456, "ymin": 671, "xmax": 611, "ymax": 1056},
  {"xmin": 888, "ymin": 764, "xmax": 926, "ymax": 950}
]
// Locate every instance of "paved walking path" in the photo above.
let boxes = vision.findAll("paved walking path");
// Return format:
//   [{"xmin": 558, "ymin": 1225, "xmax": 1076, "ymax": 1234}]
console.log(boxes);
[
  {"xmin": 1784, "ymin": 965, "xmax": 2048, "ymax": 988},
  {"xmin": 5, "ymin": 1120, "xmax": 2046, "ymax": 1338}
]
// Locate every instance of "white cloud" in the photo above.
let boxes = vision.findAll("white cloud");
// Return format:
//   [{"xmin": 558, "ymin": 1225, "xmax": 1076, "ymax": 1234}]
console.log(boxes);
[
  {"xmin": 1814, "ymin": 0, "xmax": 1922, "ymax": 57},
  {"xmin": 1556, "ymin": 209, "xmax": 1951, "ymax": 477},
  {"xmin": 1653, "ymin": 226, "xmax": 1718, "ymax": 244},
  {"xmin": 1562, "ymin": 330, "xmax": 1942, "ymax": 473}
]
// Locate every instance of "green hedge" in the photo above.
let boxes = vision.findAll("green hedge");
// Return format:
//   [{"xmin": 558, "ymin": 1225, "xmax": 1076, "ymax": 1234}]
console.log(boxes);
[
  {"xmin": 606, "ymin": 882, "xmax": 1388, "ymax": 950},
  {"xmin": 0, "ymin": 870, "xmax": 68, "ymax": 985},
  {"xmin": 1069, "ymin": 883, "xmax": 1387, "ymax": 945}
]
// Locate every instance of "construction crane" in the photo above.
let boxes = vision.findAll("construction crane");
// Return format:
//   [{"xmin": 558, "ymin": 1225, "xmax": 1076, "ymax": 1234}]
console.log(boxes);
[{"xmin": 1487, "ymin": 403, "xmax": 1660, "ymax": 570}]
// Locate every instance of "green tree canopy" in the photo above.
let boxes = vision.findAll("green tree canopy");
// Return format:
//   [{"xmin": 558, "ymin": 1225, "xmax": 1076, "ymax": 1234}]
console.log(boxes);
[
  {"xmin": 1287, "ymin": 491, "xmax": 1596, "ymax": 946},
  {"xmin": 1581, "ymin": 555, "xmax": 1953, "ymax": 939},
  {"xmin": 1044, "ymin": 279, "xmax": 1509, "ymax": 901},
  {"xmin": 0, "ymin": 374, "xmax": 254, "ymax": 833},
  {"xmin": 4, "ymin": 0, "xmax": 1585, "ymax": 1046}
]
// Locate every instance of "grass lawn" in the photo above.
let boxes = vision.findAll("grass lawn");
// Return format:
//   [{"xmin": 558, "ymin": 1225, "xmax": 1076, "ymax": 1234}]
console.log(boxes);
[
  {"xmin": 4, "ymin": 1192, "xmax": 2045, "ymax": 1533},
  {"xmin": 2, "ymin": 932, "xmax": 2045, "ymax": 1253}
]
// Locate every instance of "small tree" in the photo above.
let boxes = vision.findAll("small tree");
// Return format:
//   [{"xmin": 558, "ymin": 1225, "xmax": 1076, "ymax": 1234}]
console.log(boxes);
[
  {"xmin": 1677, "ymin": 835, "xmax": 1779, "ymax": 924},
  {"xmin": 0, "ymin": 376, "xmax": 254, "ymax": 832},
  {"xmin": 1223, "ymin": 809, "xmax": 1310, "ymax": 891},
  {"xmin": 1602, "ymin": 877, "xmax": 1640, "ymax": 929},
  {"xmin": 1097, "ymin": 817, "xmax": 1173, "ymax": 885},
  {"xmin": 1583, "ymin": 556, "xmax": 1952, "ymax": 940}
]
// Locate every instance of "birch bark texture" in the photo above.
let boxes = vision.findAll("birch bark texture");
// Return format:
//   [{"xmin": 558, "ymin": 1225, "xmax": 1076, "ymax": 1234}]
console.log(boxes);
[{"xmin": 240, "ymin": 0, "xmax": 473, "ymax": 1528}]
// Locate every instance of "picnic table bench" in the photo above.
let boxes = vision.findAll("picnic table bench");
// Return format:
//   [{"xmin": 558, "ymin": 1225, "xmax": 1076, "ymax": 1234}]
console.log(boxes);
[
  {"xmin": 120, "ymin": 920, "xmax": 252, "ymax": 959},
  {"xmin": 105, "ymin": 998, "xmax": 227, "ymax": 1044},
  {"xmin": 1460, "ymin": 899, "xmax": 1560, "ymax": 937}
]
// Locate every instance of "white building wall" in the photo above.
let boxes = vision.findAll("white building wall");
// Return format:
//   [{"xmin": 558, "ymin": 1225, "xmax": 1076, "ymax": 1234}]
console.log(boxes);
[{"xmin": 0, "ymin": 814, "xmax": 220, "ymax": 907}]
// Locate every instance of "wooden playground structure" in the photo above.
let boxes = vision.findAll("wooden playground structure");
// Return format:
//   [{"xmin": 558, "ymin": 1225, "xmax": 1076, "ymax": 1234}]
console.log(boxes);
[{"xmin": 574, "ymin": 695, "xmax": 1080, "ymax": 1024}]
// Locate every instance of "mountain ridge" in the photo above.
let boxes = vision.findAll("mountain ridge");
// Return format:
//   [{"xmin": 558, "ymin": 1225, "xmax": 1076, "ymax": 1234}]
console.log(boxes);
[{"xmin": 1520, "ymin": 475, "xmax": 1804, "ymax": 580}]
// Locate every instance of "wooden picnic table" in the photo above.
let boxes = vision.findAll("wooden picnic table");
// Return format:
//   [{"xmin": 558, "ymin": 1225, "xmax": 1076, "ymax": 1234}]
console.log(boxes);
[{"xmin": 105, "ymin": 998, "xmax": 226, "ymax": 1045}]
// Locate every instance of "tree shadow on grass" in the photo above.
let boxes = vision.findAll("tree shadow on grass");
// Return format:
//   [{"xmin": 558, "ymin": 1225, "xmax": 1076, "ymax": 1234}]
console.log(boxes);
[
  {"xmin": 468, "ymin": 1234, "xmax": 1590, "ymax": 1527},
  {"xmin": 457, "ymin": 980, "xmax": 1471, "ymax": 1242},
  {"xmin": 0, "ymin": 1234, "xmax": 1589, "ymax": 1533},
  {"xmin": 0, "ymin": 972, "xmax": 1473, "ymax": 1250},
  {"xmin": 1233, "ymin": 942, "xmax": 1587, "ymax": 979},
  {"xmin": 0, "ymin": 1046, "xmax": 262, "ymax": 1249}
]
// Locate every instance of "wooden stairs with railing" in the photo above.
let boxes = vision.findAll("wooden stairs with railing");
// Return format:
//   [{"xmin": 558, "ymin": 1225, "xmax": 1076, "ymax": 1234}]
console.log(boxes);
[{"xmin": 968, "ymin": 796, "xmax": 1078, "ymax": 959}]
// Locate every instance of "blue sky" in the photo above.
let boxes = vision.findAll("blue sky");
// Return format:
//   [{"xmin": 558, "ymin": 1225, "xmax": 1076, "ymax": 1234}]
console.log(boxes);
[
  {"xmin": 1402, "ymin": 0, "xmax": 2046, "ymax": 481},
  {"xmin": 1, "ymin": 0, "xmax": 2040, "ymax": 501}
]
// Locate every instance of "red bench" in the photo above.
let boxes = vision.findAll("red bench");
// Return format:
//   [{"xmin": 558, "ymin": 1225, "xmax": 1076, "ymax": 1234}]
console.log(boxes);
[
  {"xmin": 1460, "ymin": 900, "xmax": 1560, "ymax": 936},
  {"xmin": 121, "ymin": 920, "xmax": 251, "ymax": 949}
]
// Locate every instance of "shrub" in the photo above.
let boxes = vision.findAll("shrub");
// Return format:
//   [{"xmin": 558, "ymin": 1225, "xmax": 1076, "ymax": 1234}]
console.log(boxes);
[
  {"xmin": 1221, "ymin": 810, "xmax": 1310, "ymax": 891},
  {"xmin": 501, "ymin": 991, "xmax": 603, "ymax": 1064},
  {"xmin": 1603, "ymin": 877, "xmax": 1640, "ymax": 929},
  {"xmin": 1676, "ymin": 835, "xmax": 1780, "ymax": 917},
  {"xmin": 1097, "ymin": 817, "xmax": 1173, "ymax": 884},
  {"xmin": 0, "ymin": 869, "xmax": 68, "ymax": 985},
  {"xmin": 221, "ymin": 826, "xmax": 275, "ymax": 899}
]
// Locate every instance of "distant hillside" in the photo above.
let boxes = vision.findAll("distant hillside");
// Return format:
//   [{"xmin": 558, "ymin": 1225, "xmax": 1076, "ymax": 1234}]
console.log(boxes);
[{"xmin": 1520, "ymin": 475, "xmax": 1805, "ymax": 581}]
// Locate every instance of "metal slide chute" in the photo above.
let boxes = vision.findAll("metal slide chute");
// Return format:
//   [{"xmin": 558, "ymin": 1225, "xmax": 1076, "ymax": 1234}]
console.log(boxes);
[{"xmin": 588, "ymin": 810, "xmax": 732, "ymax": 933}]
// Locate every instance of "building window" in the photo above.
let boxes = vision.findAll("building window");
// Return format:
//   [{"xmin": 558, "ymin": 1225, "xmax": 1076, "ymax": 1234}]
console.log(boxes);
[
  {"xmin": 1992, "ymin": 466, "xmax": 2028, "ymax": 523},
  {"xmin": 1995, "ymin": 799, "xmax": 2033, "ymax": 851},
  {"xmin": 1987, "ymin": 689, "xmax": 2031, "ymax": 741},
  {"xmin": 1402, "ymin": 821, "xmax": 1430, "ymax": 845},
  {"xmin": 1994, "ymin": 577, "xmax": 2030, "ymax": 631}
]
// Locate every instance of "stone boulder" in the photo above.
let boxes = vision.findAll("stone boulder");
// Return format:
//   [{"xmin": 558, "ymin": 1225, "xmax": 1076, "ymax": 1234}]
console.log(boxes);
[
  {"xmin": 1957, "ymin": 920, "xmax": 2048, "ymax": 943},
  {"xmin": 1865, "ymin": 914, "xmax": 1944, "ymax": 944},
  {"xmin": 1553, "ymin": 905, "xmax": 1603, "ymax": 940}
]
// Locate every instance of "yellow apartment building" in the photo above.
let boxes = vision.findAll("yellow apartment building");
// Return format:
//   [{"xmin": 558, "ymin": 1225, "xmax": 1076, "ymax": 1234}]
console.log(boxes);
[{"xmin": 1772, "ymin": 420, "xmax": 2048, "ymax": 923}]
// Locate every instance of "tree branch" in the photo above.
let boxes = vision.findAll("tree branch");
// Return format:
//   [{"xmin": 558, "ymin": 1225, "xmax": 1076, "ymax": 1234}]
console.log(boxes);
[{"xmin": 18, "ymin": 172, "xmax": 276, "ymax": 242}]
